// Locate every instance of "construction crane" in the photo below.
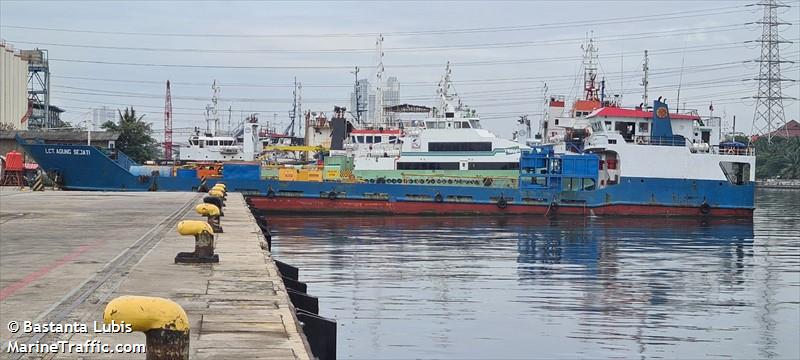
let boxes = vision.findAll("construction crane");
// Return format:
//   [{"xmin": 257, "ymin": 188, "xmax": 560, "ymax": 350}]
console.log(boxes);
[{"xmin": 163, "ymin": 80, "xmax": 173, "ymax": 160}]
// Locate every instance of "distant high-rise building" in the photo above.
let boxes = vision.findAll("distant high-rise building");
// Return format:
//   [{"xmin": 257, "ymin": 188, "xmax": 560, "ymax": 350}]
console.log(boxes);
[
  {"xmin": 384, "ymin": 77, "xmax": 400, "ymax": 106},
  {"xmin": 349, "ymin": 77, "xmax": 401, "ymax": 125},
  {"xmin": 350, "ymin": 79, "xmax": 370, "ymax": 123}
]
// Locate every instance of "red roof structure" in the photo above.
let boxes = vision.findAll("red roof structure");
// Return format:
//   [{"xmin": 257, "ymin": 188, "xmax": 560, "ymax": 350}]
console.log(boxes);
[
  {"xmin": 586, "ymin": 107, "xmax": 701, "ymax": 121},
  {"xmin": 757, "ymin": 120, "xmax": 800, "ymax": 139}
]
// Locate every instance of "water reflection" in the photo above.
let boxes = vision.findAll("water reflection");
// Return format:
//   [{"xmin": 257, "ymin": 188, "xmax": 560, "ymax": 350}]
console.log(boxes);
[{"xmin": 268, "ymin": 192, "xmax": 798, "ymax": 359}]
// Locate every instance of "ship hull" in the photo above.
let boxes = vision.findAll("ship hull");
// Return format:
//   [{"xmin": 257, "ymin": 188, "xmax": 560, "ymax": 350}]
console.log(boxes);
[
  {"xmin": 19, "ymin": 142, "xmax": 755, "ymax": 218},
  {"xmin": 246, "ymin": 196, "xmax": 753, "ymax": 217}
]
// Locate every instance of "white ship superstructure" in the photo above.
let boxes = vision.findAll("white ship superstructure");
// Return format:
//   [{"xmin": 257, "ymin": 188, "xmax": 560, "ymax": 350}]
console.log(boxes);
[{"xmin": 341, "ymin": 63, "xmax": 528, "ymax": 172}]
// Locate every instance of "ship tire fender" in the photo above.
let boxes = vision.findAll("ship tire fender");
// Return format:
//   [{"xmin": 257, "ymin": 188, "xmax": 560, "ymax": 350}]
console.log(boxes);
[
  {"xmin": 483, "ymin": 177, "xmax": 493, "ymax": 187},
  {"xmin": 328, "ymin": 191, "xmax": 337, "ymax": 200},
  {"xmin": 266, "ymin": 188, "xmax": 276, "ymax": 198},
  {"xmin": 497, "ymin": 197, "xmax": 508, "ymax": 209},
  {"xmin": 434, "ymin": 193, "xmax": 443, "ymax": 203},
  {"xmin": 700, "ymin": 202, "xmax": 711, "ymax": 215}
]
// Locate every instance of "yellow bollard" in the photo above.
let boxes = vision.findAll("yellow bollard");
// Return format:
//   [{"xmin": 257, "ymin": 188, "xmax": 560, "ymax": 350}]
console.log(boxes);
[
  {"xmin": 104, "ymin": 296, "xmax": 189, "ymax": 360},
  {"xmin": 175, "ymin": 220, "xmax": 218, "ymax": 263},
  {"xmin": 195, "ymin": 203, "xmax": 222, "ymax": 233},
  {"xmin": 211, "ymin": 185, "xmax": 227, "ymax": 200}
]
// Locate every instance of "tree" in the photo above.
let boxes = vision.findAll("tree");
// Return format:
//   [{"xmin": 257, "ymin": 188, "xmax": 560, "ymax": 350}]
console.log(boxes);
[
  {"xmin": 101, "ymin": 107, "xmax": 158, "ymax": 163},
  {"xmin": 753, "ymin": 136, "xmax": 800, "ymax": 179}
]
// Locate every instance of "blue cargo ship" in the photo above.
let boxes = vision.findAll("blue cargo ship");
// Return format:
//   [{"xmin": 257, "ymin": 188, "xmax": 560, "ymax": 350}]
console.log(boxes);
[{"xmin": 17, "ymin": 100, "xmax": 755, "ymax": 217}]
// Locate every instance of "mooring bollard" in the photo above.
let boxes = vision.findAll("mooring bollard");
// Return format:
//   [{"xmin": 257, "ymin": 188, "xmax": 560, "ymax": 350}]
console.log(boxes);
[
  {"xmin": 210, "ymin": 185, "xmax": 226, "ymax": 200},
  {"xmin": 174, "ymin": 220, "xmax": 219, "ymax": 263},
  {"xmin": 195, "ymin": 203, "xmax": 223, "ymax": 233},
  {"xmin": 203, "ymin": 196, "xmax": 225, "ymax": 216},
  {"xmin": 207, "ymin": 190, "xmax": 225, "ymax": 207},
  {"xmin": 104, "ymin": 295, "xmax": 189, "ymax": 360}
]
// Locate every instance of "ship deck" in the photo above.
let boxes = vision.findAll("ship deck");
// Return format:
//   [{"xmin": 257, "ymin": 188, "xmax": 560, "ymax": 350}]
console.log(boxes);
[{"xmin": 0, "ymin": 189, "xmax": 312, "ymax": 359}]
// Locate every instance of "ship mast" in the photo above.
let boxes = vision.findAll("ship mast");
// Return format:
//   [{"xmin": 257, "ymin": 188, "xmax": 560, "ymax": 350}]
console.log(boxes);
[
  {"xmin": 581, "ymin": 32, "xmax": 600, "ymax": 101},
  {"xmin": 205, "ymin": 81, "xmax": 220, "ymax": 136},
  {"xmin": 375, "ymin": 34, "xmax": 385, "ymax": 126},
  {"xmin": 641, "ymin": 50, "xmax": 650, "ymax": 109}
]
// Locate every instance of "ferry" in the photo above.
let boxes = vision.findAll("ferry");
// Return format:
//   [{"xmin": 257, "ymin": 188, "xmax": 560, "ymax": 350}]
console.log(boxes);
[
  {"xmin": 338, "ymin": 63, "xmax": 527, "ymax": 187},
  {"xmin": 18, "ymin": 99, "xmax": 755, "ymax": 217}
]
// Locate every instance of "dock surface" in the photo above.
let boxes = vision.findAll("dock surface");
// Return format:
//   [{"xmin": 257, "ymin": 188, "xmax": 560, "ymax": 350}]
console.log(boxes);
[{"xmin": 0, "ymin": 190, "xmax": 311, "ymax": 359}]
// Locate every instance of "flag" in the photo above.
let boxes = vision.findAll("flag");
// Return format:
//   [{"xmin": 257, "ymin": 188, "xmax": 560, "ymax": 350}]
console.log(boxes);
[{"xmin": 709, "ymin": 102, "xmax": 714, "ymax": 112}]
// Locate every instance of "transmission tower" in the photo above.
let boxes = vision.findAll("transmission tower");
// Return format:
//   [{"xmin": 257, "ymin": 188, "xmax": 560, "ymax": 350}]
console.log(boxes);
[
  {"xmin": 163, "ymin": 80, "xmax": 173, "ymax": 160},
  {"xmin": 749, "ymin": 0, "xmax": 795, "ymax": 142}
]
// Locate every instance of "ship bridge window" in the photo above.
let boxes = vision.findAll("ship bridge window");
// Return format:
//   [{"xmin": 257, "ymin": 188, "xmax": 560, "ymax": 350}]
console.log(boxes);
[
  {"xmin": 719, "ymin": 161, "xmax": 750, "ymax": 185},
  {"xmin": 397, "ymin": 162, "xmax": 459, "ymax": 170},
  {"xmin": 604, "ymin": 121, "xmax": 612, "ymax": 131},
  {"xmin": 615, "ymin": 122, "xmax": 636, "ymax": 142},
  {"xmin": 638, "ymin": 122, "xmax": 649, "ymax": 134},
  {"xmin": 388, "ymin": 136, "xmax": 399, "ymax": 143},
  {"xmin": 365, "ymin": 136, "xmax": 374, "ymax": 144},
  {"xmin": 468, "ymin": 162, "xmax": 520, "ymax": 170},
  {"xmin": 445, "ymin": 112, "xmax": 455, "ymax": 118},
  {"xmin": 591, "ymin": 122, "xmax": 603, "ymax": 132},
  {"xmin": 356, "ymin": 136, "xmax": 364, "ymax": 143},
  {"xmin": 469, "ymin": 120, "xmax": 480, "ymax": 128},
  {"xmin": 428, "ymin": 142, "xmax": 492, "ymax": 152}
]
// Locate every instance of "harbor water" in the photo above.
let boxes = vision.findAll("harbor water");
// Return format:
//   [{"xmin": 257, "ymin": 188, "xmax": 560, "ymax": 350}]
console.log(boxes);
[{"xmin": 268, "ymin": 189, "xmax": 800, "ymax": 359}]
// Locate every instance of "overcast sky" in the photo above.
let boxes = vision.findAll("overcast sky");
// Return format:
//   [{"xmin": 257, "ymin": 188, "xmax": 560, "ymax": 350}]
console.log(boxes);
[{"xmin": 1, "ymin": 0, "xmax": 798, "ymax": 140}]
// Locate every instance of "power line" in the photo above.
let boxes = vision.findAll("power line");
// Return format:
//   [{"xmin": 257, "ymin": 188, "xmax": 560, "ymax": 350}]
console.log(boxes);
[
  {"xmin": 0, "ymin": 5, "xmax": 750, "ymax": 39},
  {"xmin": 8, "ymin": 23, "xmax": 761, "ymax": 55}
]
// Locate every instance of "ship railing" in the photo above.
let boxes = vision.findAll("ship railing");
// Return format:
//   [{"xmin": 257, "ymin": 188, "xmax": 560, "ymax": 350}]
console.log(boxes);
[
  {"xmin": 710, "ymin": 146, "xmax": 756, "ymax": 156},
  {"xmin": 631, "ymin": 135, "xmax": 688, "ymax": 147}
]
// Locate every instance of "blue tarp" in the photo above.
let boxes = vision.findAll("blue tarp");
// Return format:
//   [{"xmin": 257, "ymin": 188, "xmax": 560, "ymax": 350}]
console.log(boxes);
[
  {"xmin": 720, "ymin": 141, "xmax": 747, "ymax": 149},
  {"xmin": 223, "ymin": 163, "xmax": 260, "ymax": 180}
]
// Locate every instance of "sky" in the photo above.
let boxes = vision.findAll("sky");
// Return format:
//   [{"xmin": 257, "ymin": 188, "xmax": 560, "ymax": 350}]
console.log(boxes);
[{"xmin": 1, "ymin": 0, "xmax": 798, "ymax": 142}]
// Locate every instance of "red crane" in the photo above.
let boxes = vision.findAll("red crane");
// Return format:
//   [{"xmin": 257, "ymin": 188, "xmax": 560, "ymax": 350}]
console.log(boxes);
[{"xmin": 163, "ymin": 80, "xmax": 173, "ymax": 160}]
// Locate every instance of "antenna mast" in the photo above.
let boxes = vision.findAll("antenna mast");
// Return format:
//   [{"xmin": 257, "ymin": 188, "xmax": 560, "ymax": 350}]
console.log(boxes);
[
  {"xmin": 750, "ymin": 0, "xmax": 794, "ymax": 142},
  {"xmin": 640, "ymin": 50, "xmax": 649, "ymax": 109},
  {"xmin": 352, "ymin": 66, "xmax": 363, "ymax": 123},
  {"xmin": 204, "ymin": 81, "xmax": 220, "ymax": 136},
  {"xmin": 375, "ymin": 34, "xmax": 385, "ymax": 126},
  {"xmin": 290, "ymin": 77, "xmax": 297, "ymax": 137},
  {"xmin": 163, "ymin": 80, "xmax": 173, "ymax": 159},
  {"xmin": 581, "ymin": 32, "xmax": 600, "ymax": 101}
]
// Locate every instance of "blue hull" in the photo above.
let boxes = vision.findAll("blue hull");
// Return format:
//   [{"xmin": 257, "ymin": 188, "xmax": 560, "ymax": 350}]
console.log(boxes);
[{"xmin": 20, "ymin": 142, "xmax": 755, "ymax": 217}]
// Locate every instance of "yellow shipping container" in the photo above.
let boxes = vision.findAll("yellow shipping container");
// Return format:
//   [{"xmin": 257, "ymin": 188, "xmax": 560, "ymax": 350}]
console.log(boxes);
[
  {"xmin": 297, "ymin": 169, "xmax": 309, "ymax": 181},
  {"xmin": 278, "ymin": 168, "xmax": 298, "ymax": 181},
  {"xmin": 324, "ymin": 169, "xmax": 340, "ymax": 180},
  {"xmin": 307, "ymin": 170, "xmax": 323, "ymax": 182}
]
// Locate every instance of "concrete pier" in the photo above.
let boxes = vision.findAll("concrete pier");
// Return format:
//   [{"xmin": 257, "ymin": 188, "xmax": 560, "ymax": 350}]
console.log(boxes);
[{"xmin": 0, "ymin": 190, "xmax": 312, "ymax": 359}]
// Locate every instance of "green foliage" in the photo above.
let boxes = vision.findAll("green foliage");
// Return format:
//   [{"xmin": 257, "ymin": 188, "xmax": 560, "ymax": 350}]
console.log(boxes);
[
  {"xmin": 101, "ymin": 107, "xmax": 158, "ymax": 163},
  {"xmin": 753, "ymin": 136, "xmax": 800, "ymax": 179}
]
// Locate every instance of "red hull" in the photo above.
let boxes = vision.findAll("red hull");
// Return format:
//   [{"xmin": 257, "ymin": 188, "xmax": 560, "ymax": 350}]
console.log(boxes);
[{"xmin": 246, "ymin": 197, "xmax": 753, "ymax": 217}]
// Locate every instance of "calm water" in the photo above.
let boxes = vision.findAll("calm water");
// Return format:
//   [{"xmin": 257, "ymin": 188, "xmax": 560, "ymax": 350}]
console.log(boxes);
[{"xmin": 268, "ymin": 189, "xmax": 800, "ymax": 359}]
